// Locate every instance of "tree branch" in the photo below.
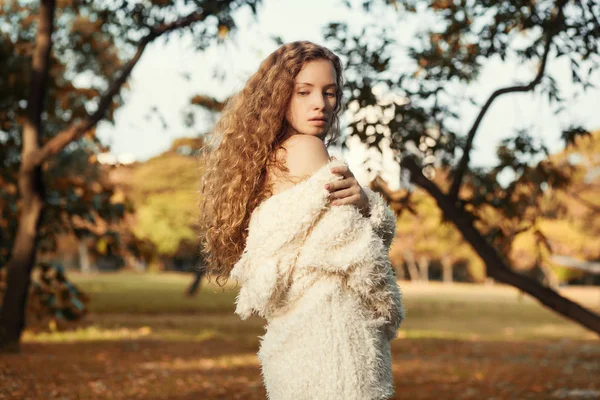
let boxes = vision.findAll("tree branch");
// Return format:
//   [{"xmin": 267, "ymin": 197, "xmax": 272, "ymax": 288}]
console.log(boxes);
[
  {"xmin": 448, "ymin": 0, "xmax": 568, "ymax": 202},
  {"xmin": 566, "ymin": 190, "xmax": 600, "ymax": 213},
  {"xmin": 401, "ymin": 156, "xmax": 600, "ymax": 335},
  {"xmin": 401, "ymin": 157, "xmax": 449, "ymax": 206},
  {"xmin": 33, "ymin": 9, "xmax": 210, "ymax": 165},
  {"xmin": 191, "ymin": 94, "xmax": 229, "ymax": 112}
]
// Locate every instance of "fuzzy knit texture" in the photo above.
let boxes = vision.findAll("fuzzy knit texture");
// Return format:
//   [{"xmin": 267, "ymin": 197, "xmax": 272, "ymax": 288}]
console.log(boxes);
[{"xmin": 230, "ymin": 158, "xmax": 406, "ymax": 400}]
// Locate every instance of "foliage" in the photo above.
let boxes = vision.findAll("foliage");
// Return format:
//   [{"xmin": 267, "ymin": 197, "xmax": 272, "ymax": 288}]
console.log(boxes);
[
  {"xmin": 0, "ymin": 262, "xmax": 89, "ymax": 328},
  {"xmin": 115, "ymin": 137, "xmax": 205, "ymax": 263},
  {"xmin": 0, "ymin": 0, "xmax": 260, "ymax": 263},
  {"xmin": 509, "ymin": 131, "xmax": 600, "ymax": 282},
  {"xmin": 325, "ymin": 0, "xmax": 599, "ymax": 277},
  {"xmin": 134, "ymin": 192, "xmax": 198, "ymax": 255},
  {"xmin": 0, "ymin": 0, "xmax": 122, "ymax": 265},
  {"xmin": 388, "ymin": 131, "xmax": 600, "ymax": 284},
  {"xmin": 0, "ymin": 1, "xmax": 262, "ymax": 348},
  {"xmin": 391, "ymin": 187, "xmax": 486, "ymax": 282}
]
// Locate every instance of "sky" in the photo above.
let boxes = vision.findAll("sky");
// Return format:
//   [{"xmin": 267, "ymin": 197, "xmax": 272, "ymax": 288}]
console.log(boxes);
[{"xmin": 96, "ymin": 0, "xmax": 600, "ymax": 190}]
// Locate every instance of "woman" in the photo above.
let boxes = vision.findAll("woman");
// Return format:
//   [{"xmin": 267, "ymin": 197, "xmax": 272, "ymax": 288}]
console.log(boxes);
[{"xmin": 198, "ymin": 41, "xmax": 405, "ymax": 400}]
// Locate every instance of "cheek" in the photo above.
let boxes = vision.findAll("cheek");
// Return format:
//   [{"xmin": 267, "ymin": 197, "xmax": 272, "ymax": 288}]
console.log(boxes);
[
  {"xmin": 285, "ymin": 100, "xmax": 295, "ymax": 123},
  {"xmin": 286, "ymin": 99, "xmax": 304, "ymax": 123},
  {"xmin": 285, "ymin": 105, "xmax": 301, "ymax": 130},
  {"xmin": 328, "ymin": 97, "xmax": 337, "ymax": 110}
]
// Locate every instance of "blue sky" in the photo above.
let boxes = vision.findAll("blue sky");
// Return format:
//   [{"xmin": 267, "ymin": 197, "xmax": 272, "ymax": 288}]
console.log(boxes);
[{"xmin": 96, "ymin": 0, "xmax": 600, "ymax": 190}]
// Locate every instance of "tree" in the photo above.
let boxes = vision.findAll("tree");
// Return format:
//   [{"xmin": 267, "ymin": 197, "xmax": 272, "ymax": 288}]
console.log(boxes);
[
  {"xmin": 324, "ymin": 0, "xmax": 600, "ymax": 334},
  {"xmin": 390, "ymin": 187, "xmax": 486, "ymax": 283},
  {"xmin": 122, "ymin": 137, "xmax": 206, "ymax": 272},
  {"xmin": 0, "ymin": 0, "xmax": 261, "ymax": 352},
  {"xmin": 510, "ymin": 131, "xmax": 600, "ymax": 284}
]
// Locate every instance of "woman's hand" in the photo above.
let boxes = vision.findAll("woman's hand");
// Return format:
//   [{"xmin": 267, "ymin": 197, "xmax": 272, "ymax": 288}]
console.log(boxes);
[{"xmin": 326, "ymin": 160, "xmax": 370, "ymax": 218}]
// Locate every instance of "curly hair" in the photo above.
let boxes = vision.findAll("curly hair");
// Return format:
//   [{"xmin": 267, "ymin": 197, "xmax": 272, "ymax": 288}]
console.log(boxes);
[{"xmin": 197, "ymin": 41, "xmax": 344, "ymax": 284}]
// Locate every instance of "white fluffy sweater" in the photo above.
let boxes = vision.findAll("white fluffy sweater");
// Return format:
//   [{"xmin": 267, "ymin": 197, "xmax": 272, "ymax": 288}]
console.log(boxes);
[{"xmin": 230, "ymin": 158, "xmax": 406, "ymax": 400}]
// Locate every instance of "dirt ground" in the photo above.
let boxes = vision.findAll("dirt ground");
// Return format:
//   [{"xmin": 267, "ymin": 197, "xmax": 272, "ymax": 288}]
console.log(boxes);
[{"xmin": 2, "ymin": 332, "xmax": 598, "ymax": 400}]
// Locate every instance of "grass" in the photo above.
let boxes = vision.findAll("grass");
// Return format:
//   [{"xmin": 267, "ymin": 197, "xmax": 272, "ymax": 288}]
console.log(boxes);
[
  {"xmin": 69, "ymin": 271, "xmax": 239, "ymax": 314},
  {"xmin": 12, "ymin": 272, "xmax": 599, "ymax": 400},
  {"xmin": 22, "ymin": 272, "xmax": 600, "ymax": 343}
]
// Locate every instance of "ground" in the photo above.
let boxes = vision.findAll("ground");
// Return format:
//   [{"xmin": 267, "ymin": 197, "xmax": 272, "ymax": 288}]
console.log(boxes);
[{"xmin": 1, "ymin": 273, "xmax": 598, "ymax": 400}]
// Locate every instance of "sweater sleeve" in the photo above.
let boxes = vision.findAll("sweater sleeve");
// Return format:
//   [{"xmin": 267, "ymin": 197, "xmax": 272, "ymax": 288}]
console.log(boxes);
[
  {"xmin": 230, "ymin": 158, "xmax": 405, "ymax": 335},
  {"xmin": 230, "ymin": 250, "xmax": 295, "ymax": 320},
  {"xmin": 229, "ymin": 159, "xmax": 346, "ymax": 320},
  {"xmin": 364, "ymin": 261, "xmax": 405, "ymax": 340},
  {"xmin": 296, "ymin": 203, "xmax": 405, "ymax": 338},
  {"xmin": 362, "ymin": 186, "xmax": 397, "ymax": 249}
]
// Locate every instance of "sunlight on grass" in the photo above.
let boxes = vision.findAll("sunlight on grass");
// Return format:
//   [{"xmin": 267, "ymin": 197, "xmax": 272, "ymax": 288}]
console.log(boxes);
[
  {"xmin": 23, "ymin": 313, "xmax": 266, "ymax": 344},
  {"xmin": 22, "ymin": 325, "xmax": 219, "ymax": 343},
  {"xmin": 24, "ymin": 273, "xmax": 598, "ymax": 344},
  {"xmin": 139, "ymin": 353, "xmax": 260, "ymax": 371},
  {"xmin": 23, "ymin": 325, "xmax": 154, "ymax": 342}
]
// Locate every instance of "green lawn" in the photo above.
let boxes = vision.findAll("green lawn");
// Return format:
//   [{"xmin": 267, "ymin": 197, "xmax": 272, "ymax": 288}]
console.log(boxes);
[
  {"xmin": 23, "ymin": 272, "xmax": 599, "ymax": 343},
  {"xmin": 69, "ymin": 272, "xmax": 239, "ymax": 314}
]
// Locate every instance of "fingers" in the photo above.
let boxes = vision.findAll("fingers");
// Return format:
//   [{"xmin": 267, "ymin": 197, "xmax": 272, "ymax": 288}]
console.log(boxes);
[
  {"xmin": 330, "ymin": 192, "xmax": 361, "ymax": 206},
  {"xmin": 329, "ymin": 164, "xmax": 353, "ymax": 178},
  {"xmin": 325, "ymin": 177, "xmax": 354, "ymax": 192},
  {"xmin": 328, "ymin": 186, "xmax": 360, "ymax": 201},
  {"xmin": 329, "ymin": 187, "xmax": 358, "ymax": 200}
]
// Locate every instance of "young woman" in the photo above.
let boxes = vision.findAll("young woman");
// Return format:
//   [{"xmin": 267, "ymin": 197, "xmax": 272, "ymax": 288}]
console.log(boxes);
[{"xmin": 198, "ymin": 41, "xmax": 405, "ymax": 400}]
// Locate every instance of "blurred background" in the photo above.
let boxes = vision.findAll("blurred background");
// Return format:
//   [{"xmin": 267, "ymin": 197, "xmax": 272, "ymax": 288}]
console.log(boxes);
[{"xmin": 0, "ymin": 0, "xmax": 599, "ymax": 399}]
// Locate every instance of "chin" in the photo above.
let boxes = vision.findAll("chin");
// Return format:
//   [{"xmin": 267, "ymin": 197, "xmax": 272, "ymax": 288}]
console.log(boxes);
[{"xmin": 299, "ymin": 127, "xmax": 327, "ymax": 137}]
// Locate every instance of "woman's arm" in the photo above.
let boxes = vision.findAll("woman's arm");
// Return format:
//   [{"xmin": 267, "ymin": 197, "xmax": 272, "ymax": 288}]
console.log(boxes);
[
  {"xmin": 231, "ymin": 137, "xmax": 341, "ymax": 320},
  {"xmin": 296, "ymin": 203, "xmax": 405, "ymax": 333},
  {"xmin": 326, "ymin": 163, "xmax": 397, "ymax": 248}
]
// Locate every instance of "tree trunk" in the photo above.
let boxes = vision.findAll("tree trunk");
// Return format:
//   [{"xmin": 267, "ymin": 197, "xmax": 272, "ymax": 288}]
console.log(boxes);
[
  {"xmin": 78, "ymin": 239, "xmax": 91, "ymax": 274},
  {"xmin": 404, "ymin": 159, "xmax": 600, "ymax": 335},
  {"xmin": 393, "ymin": 263, "xmax": 405, "ymax": 280},
  {"xmin": 186, "ymin": 267, "xmax": 207, "ymax": 297},
  {"xmin": 404, "ymin": 251, "xmax": 420, "ymax": 282},
  {"xmin": 442, "ymin": 256, "xmax": 453, "ymax": 284},
  {"xmin": 417, "ymin": 256, "xmax": 429, "ymax": 282},
  {"xmin": 0, "ymin": 194, "xmax": 44, "ymax": 352},
  {"xmin": 0, "ymin": 0, "xmax": 55, "ymax": 353},
  {"xmin": 132, "ymin": 257, "xmax": 146, "ymax": 272},
  {"xmin": 0, "ymin": 1, "xmax": 219, "ymax": 353}
]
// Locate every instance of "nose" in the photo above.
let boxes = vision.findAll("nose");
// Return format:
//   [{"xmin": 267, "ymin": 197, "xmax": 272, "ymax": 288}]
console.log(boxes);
[{"xmin": 311, "ymin": 92, "xmax": 326, "ymax": 110}]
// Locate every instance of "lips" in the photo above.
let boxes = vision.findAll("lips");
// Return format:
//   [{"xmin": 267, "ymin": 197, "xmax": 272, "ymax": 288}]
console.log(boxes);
[{"xmin": 309, "ymin": 117, "xmax": 328, "ymax": 122}]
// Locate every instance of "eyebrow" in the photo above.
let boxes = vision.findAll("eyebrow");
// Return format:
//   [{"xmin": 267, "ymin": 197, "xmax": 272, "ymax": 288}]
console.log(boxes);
[{"xmin": 296, "ymin": 82, "xmax": 337, "ymax": 89}]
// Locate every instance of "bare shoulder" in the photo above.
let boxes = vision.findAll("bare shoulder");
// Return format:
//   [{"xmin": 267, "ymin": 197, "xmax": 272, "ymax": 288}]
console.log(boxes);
[
  {"xmin": 269, "ymin": 135, "xmax": 331, "ymax": 194},
  {"xmin": 283, "ymin": 135, "xmax": 331, "ymax": 179}
]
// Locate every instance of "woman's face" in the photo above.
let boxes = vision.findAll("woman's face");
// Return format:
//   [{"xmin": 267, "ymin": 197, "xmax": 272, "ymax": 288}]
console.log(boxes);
[{"xmin": 285, "ymin": 59, "xmax": 337, "ymax": 139}]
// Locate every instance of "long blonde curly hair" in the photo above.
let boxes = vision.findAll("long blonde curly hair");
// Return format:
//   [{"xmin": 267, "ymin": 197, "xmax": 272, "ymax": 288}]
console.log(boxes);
[{"xmin": 197, "ymin": 41, "xmax": 344, "ymax": 284}]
